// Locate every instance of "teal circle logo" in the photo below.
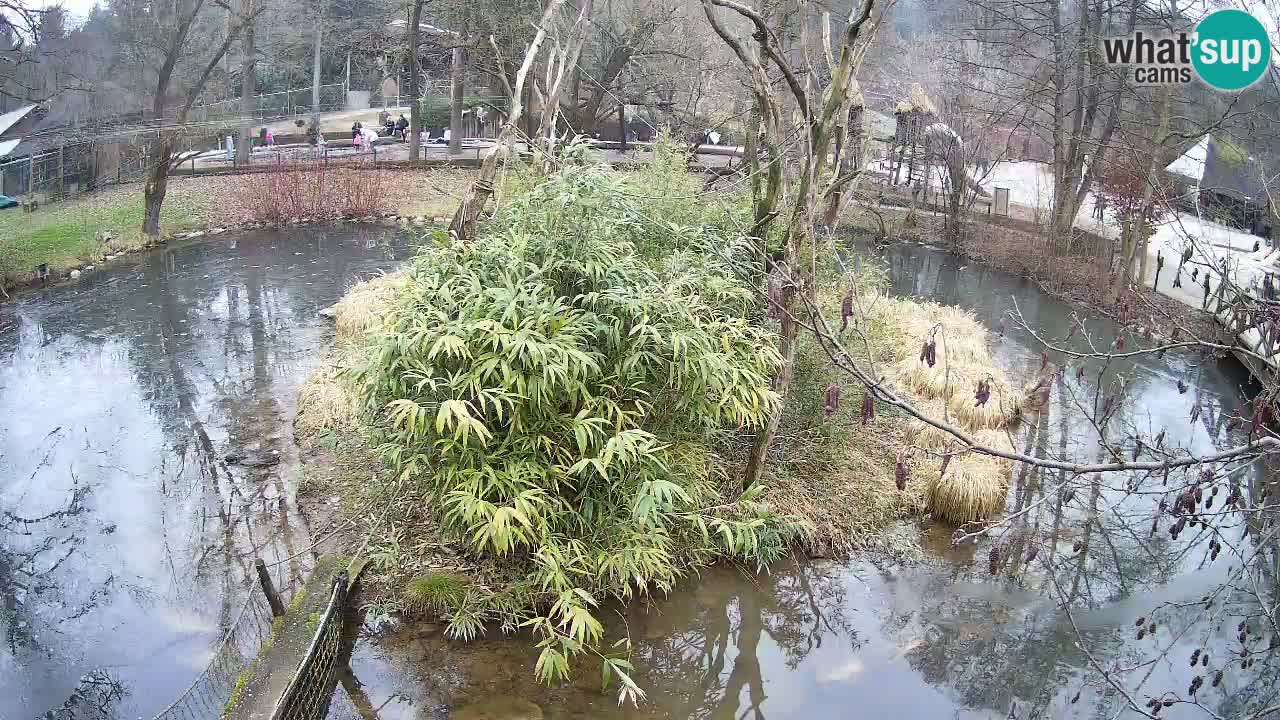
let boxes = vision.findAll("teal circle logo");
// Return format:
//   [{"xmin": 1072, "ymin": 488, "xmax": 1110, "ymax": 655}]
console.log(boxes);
[{"xmin": 1193, "ymin": 9, "xmax": 1271, "ymax": 91}]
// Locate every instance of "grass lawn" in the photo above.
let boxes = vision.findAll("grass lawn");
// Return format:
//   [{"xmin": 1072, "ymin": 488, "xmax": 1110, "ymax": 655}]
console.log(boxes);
[
  {"xmin": 393, "ymin": 167, "xmax": 474, "ymax": 218},
  {"xmin": 0, "ymin": 178, "xmax": 222, "ymax": 288},
  {"xmin": 0, "ymin": 167, "xmax": 475, "ymax": 293}
]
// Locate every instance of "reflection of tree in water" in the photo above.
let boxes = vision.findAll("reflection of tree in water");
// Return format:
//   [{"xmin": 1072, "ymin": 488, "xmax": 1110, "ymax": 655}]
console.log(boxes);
[
  {"xmin": 878, "ymin": 377, "xmax": 1194, "ymax": 716},
  {"xmin": 1, "ymin": 230, "xmax": 407, "ymax": 718},
  {"xmin": 637, "ymin": 561, "xmax": 858, "ymax": 719},
  {"xmin": 880, "ymin": 243, "xmax": 1280, "ymax": 712},
  {"xmin": 39, "ymin": 670, "xmax": 128, "ymax": 720},
  {"xmin": 1, "ymin": 482, "xmax": 100, "ymax": 656}
]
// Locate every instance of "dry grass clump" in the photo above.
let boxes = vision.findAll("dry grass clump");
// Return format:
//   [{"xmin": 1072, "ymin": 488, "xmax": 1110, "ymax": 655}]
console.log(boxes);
[
  {"xmin": 296, "ymin": 359, "xmax": 363, "ymax": 436},
  {"xmin": 764, "ymin": 281, "xmax": 1021, "ymax": 549},
  {"xmin": 923, "ymin": 431, "xmax": 1015, "ymax": 524},
  {"xmin": 867, "ymin": 298, "xmax": 1017, "ymax": 524},
  {"xmin": 333, "ymin": 272, "xmax": 406, "ymax": 343},
  {"xmin": 296, "ymin": 272, "xmax": 403, "ymax": 438}
]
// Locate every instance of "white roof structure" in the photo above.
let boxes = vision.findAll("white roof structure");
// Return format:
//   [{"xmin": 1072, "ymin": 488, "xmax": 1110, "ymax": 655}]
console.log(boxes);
[
  {"xmin": 1165, "ymin": 135, "xmax": 1209, "ymax": 183},
  {"xmin": 0, "ymin": 138, "xmax": 20, "ymax": 158},
  {"xmin": 0, "ymin": 104, "xmax": 37, "ymax": 137},
  {"xmin": 386, "ymin": 18, "xmax": 456, "ymax": 35}
]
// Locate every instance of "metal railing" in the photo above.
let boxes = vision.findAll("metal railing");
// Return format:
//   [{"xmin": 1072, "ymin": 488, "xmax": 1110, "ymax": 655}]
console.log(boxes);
[
  {"xmin": 270, "ymin": 572, "xmax": 350, "ymax": 720},
  {"xmin": 0, "ymin": 141, "xmax": 148, "ymax": 201}
]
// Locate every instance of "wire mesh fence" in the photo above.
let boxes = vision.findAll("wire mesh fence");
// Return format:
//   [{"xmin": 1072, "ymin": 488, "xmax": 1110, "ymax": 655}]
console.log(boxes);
[
  {"xmin": 188, "ymin": 84, "xmax": 348, "ymax": 124},
  {"xmin": 0, "ymin": 141, "xmax": 149, "ymax": 200},
  {"xmin": 270, "ymin": 571, "xmax": 350, "ymax": 720},
  {"xmin": 151, "ymin": 588, "xmax": 278, "ymax": 720}
]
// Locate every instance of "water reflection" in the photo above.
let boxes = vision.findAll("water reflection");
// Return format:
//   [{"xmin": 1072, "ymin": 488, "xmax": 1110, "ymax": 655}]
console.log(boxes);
[
  {"xmin": 0, "ymin": 227, "xmax": 412, "ymax": 719},
  {"xmin": 333, "ymin": 242, "xmax": 1273, "ymax": 720}
]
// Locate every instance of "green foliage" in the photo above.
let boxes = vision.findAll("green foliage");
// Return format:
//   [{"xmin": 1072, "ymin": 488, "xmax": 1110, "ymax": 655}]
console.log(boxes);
[
  {"xmin": 418, "ymin": 96, "xmax": 489, "ymax": 130},
  {"xmin": 354, "ymin": 161, "xmax": 796, "ymax": 698},
  {"xmin": 0, "ymin": 186, "xmax": 212, "ymax": 291},
  {"xmin": 1213, "ymin": 135, "xmax": 1247, "ymax": 169},
  {"xmin": 222, "ymin": 667, "xmax": 254, "ymax": 718},
  {"xmin": 404, "ymin": 571, "xmax": 469, "ymax": 615}
]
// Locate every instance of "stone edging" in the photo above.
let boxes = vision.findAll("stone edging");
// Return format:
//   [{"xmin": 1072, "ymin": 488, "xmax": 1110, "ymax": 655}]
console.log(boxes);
[{"xmin": 5, "ymin": 212, "xmax": 450, "ymax": 298}]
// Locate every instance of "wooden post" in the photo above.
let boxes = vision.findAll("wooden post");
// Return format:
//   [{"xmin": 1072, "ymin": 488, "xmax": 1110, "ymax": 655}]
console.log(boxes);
[
  {"xmin": 255, "ymin": 558, "xmax": 286, "ymax": 617},
  {"xmin": 618, "ymin": 104, "xmax": 627, "ymax": 152},
  {"xmin": 523, "ymin": 83, "xmax": 534, "ymax": 152}
]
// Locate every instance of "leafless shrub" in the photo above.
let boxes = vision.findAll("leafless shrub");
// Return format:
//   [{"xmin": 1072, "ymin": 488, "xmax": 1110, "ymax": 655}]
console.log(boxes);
[{"xmin": 228, "ymin": 160, "xmax": 389, "ymax": 225}]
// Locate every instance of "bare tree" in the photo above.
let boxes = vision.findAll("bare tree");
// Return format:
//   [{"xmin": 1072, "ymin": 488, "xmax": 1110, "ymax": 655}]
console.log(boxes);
[
  {"xmin": 236, "ymin": 0, "xmax": 257, "ymax": 166},
  {"xmin": 447, "ymin": 0, "xmax": 594, "ymax": 244},
  {"xmin": 699, "ymin": 0, "xmax": 882, "ymax": 489},
  {"xmin": 107, "ymin": 0, "xmax": 259, "ymax": 235},
  {"xmin": 450, "ymin": 44, "xmax": 465, "ymax": 154},
  {"xmin": 311, "ymin": 0, "xmax": 324, "ymax": 129},
  {"xmin": 407, "ymin": 0, "xmax": 426, "ymax": 160}
]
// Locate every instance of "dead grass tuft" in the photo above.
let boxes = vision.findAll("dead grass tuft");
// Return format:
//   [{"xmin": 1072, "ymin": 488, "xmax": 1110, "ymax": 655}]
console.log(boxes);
[
  {"xmin": 760, "ymin": 279, "xmax": 1020, "ymax": 553},
  {"xmin": 924, "ymin": 431, "xmax": 1015, "ymax": 524},
  {"xmin": 296, "ymin": 358, "xmax": 363, "ymax": 436},
  {"xmin": 295, "ymin": 272, "xmax": 403, "ymax": 439},
  {"xmin": 333, "ymin": 272, "xmax": 406, "ymax": 343},
  {"xmin": 868, "ymin": 297, "xmax": 1016, "ymax": 524}
]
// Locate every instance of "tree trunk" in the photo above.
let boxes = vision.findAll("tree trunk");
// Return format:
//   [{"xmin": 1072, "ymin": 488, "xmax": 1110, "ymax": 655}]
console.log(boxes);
[
  {"xmin": 945, "ymin": 186, "xmax": 963, "ymax": 251},
  {"xmin": 449, "ymin": 46, "xmax": 465, "ymax": 155},
  {"xmin": 743, "ymin": 304, "xmax": 797, "ymax": 487},
  {"xmin": 235, "ymin": 0, "xmax": 256, "ymax": 167},
  {"xmin": 1109, "ymin": 86, "xmax": 1170, "ymax": 304},
  {"xmin": 311, "ymin": 3, "xmax": 322, "ymax": 127},
  {"xmin": 566, "ymin": 67, "xmax": 584, "ymax": 133},
  {"xmin": 143, "ymin": 138, "xmax": 172, "ymax": 237},
  {"xmin": 1109, "ymin": 221, "xmax": 1137, "ymax": 303},
  {"xmin": 449, "ymin": 0, "xmax": 569, "ymax": 244},
  {"xmin": 407, "ymin": 0, "xmax": 423, "ymax": 161}
]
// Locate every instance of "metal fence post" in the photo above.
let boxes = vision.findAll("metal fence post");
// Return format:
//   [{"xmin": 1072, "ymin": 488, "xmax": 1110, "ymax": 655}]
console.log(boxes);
[{"xmin": 255, "ymin": 558, "xmax": 287, "ymax": 617}]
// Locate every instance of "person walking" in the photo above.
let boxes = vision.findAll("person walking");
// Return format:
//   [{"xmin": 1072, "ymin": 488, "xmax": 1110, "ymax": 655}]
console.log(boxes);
[{"xmin": 395, "ymin": 114, "xmax": 409, "ymax": 141}]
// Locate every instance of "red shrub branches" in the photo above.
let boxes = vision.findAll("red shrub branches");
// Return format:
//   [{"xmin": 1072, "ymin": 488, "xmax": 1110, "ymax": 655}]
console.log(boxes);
[
  {"xmin": 228, "ymin": 159, "xmax": 390, "ymax": 225},
  {"xmin": 1100, "ymin": 155, "xmax": 1167, "ymax": 228}
]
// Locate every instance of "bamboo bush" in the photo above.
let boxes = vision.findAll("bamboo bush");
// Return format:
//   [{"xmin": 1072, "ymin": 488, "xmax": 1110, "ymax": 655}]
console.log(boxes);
[{"xmin": 351, "ymin": 162, "xmax": 800, "ymax": 699}]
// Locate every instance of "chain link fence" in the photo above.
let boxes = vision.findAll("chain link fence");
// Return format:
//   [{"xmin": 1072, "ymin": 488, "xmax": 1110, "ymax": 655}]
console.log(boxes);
[{"xmin": 270, "ymin": 571, "xmax": 350, "ymax": 720}]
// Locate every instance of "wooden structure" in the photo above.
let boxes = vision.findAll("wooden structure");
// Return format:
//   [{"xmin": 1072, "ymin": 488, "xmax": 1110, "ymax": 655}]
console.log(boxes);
[
  {"xmin": 1214, "ymin": 279, "xmax": 1280, "ymax": 390},
  {"xmin": 888, "ymin": 84, "xmax": 937, "ymax": 188}
]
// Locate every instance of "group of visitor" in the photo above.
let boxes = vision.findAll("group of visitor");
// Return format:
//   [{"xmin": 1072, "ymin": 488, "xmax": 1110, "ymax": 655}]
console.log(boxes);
[
  {"xmin": 350, "ymin": 121, "xmax": 380, "ymax": 150},
  {"xmin": 350, "ymin": 113, "xmax": 411, "ymax": 150}
]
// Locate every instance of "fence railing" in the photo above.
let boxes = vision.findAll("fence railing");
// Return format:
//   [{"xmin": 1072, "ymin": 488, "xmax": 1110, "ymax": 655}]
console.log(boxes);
[
  {"xmin": 1, "ymin": 141, "xmax": 149, "ymax": 200},
  {"xmin": 188, "ymin": 84, "xmax": 348, "ymax": 124},
  {"xmin": 270, "ymin": 571, "xmax": 350, "ymax": 720},
  {"xmin": 151, "ymin": 588, "xmax": 278, "ymax": 720}
]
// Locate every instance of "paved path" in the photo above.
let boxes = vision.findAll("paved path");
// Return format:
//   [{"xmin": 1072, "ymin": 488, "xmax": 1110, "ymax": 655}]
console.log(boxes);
[{"xmin": 225, "ymin": 556, "xmax": 351, "ymax": 720}]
